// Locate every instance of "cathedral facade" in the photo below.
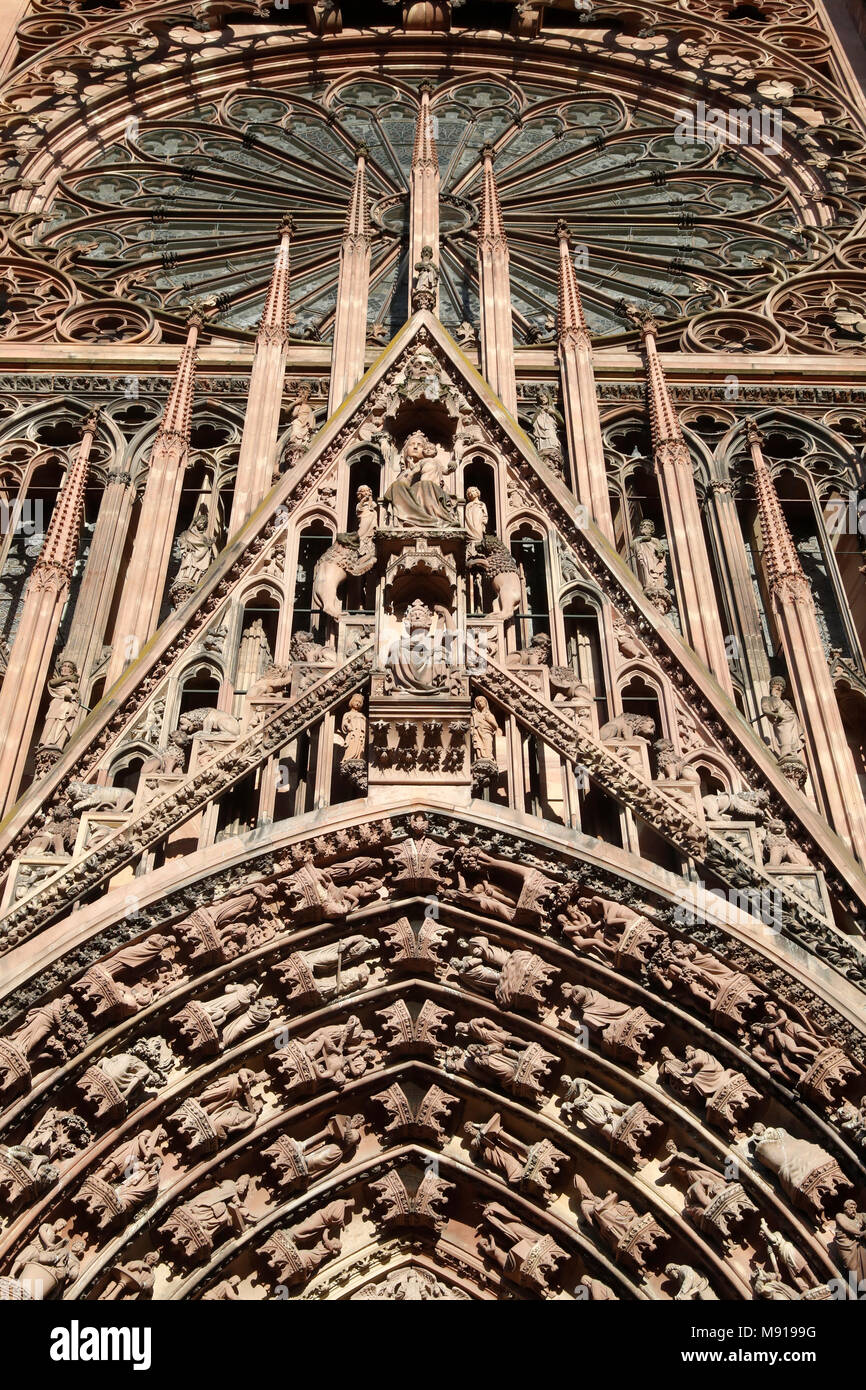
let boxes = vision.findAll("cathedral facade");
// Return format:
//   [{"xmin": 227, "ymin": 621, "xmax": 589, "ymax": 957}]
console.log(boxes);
[{"xmin": 0, "ymin": 0, "xmax": 864, "ymax": 1304}]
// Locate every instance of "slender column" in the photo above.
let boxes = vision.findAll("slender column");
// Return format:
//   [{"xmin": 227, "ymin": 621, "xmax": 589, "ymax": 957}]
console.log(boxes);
[
  {"xmin": 328, "ymin": 150, "xmax": 372, "ymax": 413},
  {"xmin": 626, "ymin": 302, "xmax": 734, "ymax": 695},
  {"xmin": 0, "ymin": 413, "xmax": 98, "ymax": 814},
  {"xmin": 409, "ymin": 83, "xmax": 440, "ymax": 310},
  {"xmin": 476, "ymin": 146, "xmax": 516, "ymax": 414},
  {"xmin": 105, "ymin": 313, "xmax": 201, "ymax": 688},
  {"xmin": 554, "ymin": 222, "xmax": 613, "ymax": 540},
  {"xmin": 706, "ymin": 477, "xmax": 772, "ymax": 721},
  {"xmin": 230, "ymin": 217, "xmax": 294, "ymax": 535},
  {"xmin": 62, "ymin": 463, "xmax": 136, "ymax": 709},
  {"xmin": 750, "ymin": 423, "xmax": 866, "ymax": 861}
]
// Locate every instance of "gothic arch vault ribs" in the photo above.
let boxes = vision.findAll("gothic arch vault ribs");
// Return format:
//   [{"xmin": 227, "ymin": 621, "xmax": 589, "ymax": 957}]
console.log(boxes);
[{"xmin": 0, "ymin": 805, "xmax": 864, "ymax": 1301}]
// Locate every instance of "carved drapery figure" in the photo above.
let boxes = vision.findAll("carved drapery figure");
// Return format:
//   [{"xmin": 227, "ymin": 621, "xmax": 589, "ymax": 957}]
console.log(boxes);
[
  {"xmin": 453, "ymin": 935, "xmax": 558, "ymax": 1012},
  {"xmin": 470, "ymin": 696, "xmax": 500, "ymax": 761},
  {"xmin": 477, "ymin": 1202, "xmax": 567, "ymax": 1293},
  {"xmin": 561, "ymin": 1077, "xmax": 662, "ymax": 1164},
  {"xmin": 2, "ymin": 1220, "xmax": 85, "ymax": 1300},
  {"xmin": 465, "ymin": 1113, "xmax": 566, "ymax": 1196},
  {"xmin": 286, "ymin": 382, "xmax": 318, "ymax": 454},
  {"xmin": 463, "ymin": 486, "xmax": 487, "ymax": 542},
  {"xmin": 560, "ymin": 982, "xmax": 663, "ymax": 1070},
  {"xmin": 386, "ymin": 599, "xmax": 455, "ymax": 693},
  {"xmin": 658, "ymin": 1045, "xmax": 759, "ymax": 1132},
  {"xmin": 270, "ymin": 1015, "xmax": 378, "ymax": 1091},
  {"xmin": 160, "ymin": 1176, "xmax": 251, "ymax": 1262},
  {"xmin": 263, "ymin": 1114, "xmax": 363, "ymax": 1190},
  {"xmin": 659, "ymin": 1141, "xmax": 756, "ymax": 1244},
  {"xmin": 384, "ymin": 430, "xmax": 457, "ymax": 528},
  {"xmin": 37, "ymin": 660, "xmax": 81, "ymax": 751},
  {"xmin": 749, "ymin": 1122, "xmax": 851, "ymax": 1217},
  {"xmin": 259, "ymin": 1201, "xmax": 354, "ymax": 1290},
  {"xmin": 412, "ymin": 245, "xmax": 439, "ymax": 308},
  {"xmin": 574, "ymin": 1175, "xmax": 668, "ymax": 1272},
  {"xmin": 761, "ymin": 677, "xmax": 804, "ymax": 760},
  {"xmin": 448, "ymin": 1017, "xmax": 555, "ymax": 1101},
  {"xmin": 173, "ymin": 508, "xmax": 217, "ymax": 590},
  {"xmin": 833, "ymin": 1200, "xmax": 866, "ymax": 1283},
  {"xmin": 630, "ymin": 519, "xmax": 672, "ymax": 610},
  {"xmin": 528, "ymin": 386, "xmax": 564, "ymax": 459}
]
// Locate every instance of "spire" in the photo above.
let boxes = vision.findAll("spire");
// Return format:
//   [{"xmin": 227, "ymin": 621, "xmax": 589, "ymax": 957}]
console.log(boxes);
[
  {"xmin": 156, "ymin": 312, "xmax": 201, "ymax": 446},
  {"xmin": 622, "ymin": 302, "xmax": 684, "ymax": 454},
  {"xmin": 555, "ymin": 220, "xmax": 589, "ymax": 346},
  {"xmin": 31, "ymin": 412, "xmax": 98, "ymax": 590},
  {"xmin": 409, "ymin": 83, "xmax": 440, "ymax": 294},
  {"xmin": 478, "ymin": 145, "xmax": 507, "ymax": 251},
  {"xmin": 344, "ymin": 147, "xmax": 370, "ymax": 246},
  {"xmin": 749, "ymin": 422, "xmax": 808, "ymax": 599},
  {"xmin": 329, "ymin": 151, "xmax": 373, "ymax": 412},
  {"xmin": 258, "ymin": 215, "xmax": 294, "ymax": 347},
  {"xmin": 412, "ymin": 83, "xmax": 439, "ymax": 173}
]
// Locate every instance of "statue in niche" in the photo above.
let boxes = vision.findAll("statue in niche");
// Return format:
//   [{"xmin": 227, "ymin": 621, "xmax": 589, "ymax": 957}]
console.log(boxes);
[
  {"xmin": 306, "ymin": 485, "xmax": 379, "ymax": 628},
  {"xmin": 529, "ymin": 386, "xmax": 564, "ymax": 459},
  {"xmin": 463, "ymin": 486, "xmax": 487, "ymax": 543},
  {"xmin": 37, "ymin": 660, "xmax": 81, "ymax": 751},
  {"xmin": 412, "ymin": 245, "xmax": 439, "ymax": 308},
  {"xmin": 174, "ymin": 507, "xmax": 217, "ymax": 590},
  {"xmin": 383, "ymin": 430, "xmax": 457, "ymax": 528},
  {"xmin": 286, "ymin": 382, "xmax": 318, "ymax": 454},
  {"xmin": 470, "ymin": 696, "xmax": 500, "ymax": 761},
  {"xmin": 760, "ymin": 677, "xmax": 804, "ymax": 760},
  {"xmin": 386, "ymin": 599, "xmax": 455, "ymax": 693},
  {"xmin": 630, "ymin": 518, "xmax": 672, "ymax": 611},
  {"xmin": 354, "ymin": 483, "xmax": 378, "ymax": 551},
  {"xmin": 340, "ymin": 693, "xmax": 367, "ymax": 763}
]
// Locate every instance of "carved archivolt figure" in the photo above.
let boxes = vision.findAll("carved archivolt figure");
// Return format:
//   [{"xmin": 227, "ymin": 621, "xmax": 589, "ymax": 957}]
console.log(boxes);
[
  {"xmin": 658, "ymin": 1045, "xmax": 759, "ymax": 1131},
  {"xmin": 264, "ymin": 1114, "xmax": 363, "ymax": 1190},
  {"xmin": 561, "ymin": 982, "xmax": 663, "ymax": 1070},
  {"xmin": 3, "ymin": 1219, "xmax": 85, "ymax": 1300},
  {"xmin": 465, "ymin": 1113, "xmax": 566, "ymax": 1196},
  {"xmin": 573, "ymin": 1175, "xmax": 668, "ymax": 1272},
  {"xmin": 450, "ymin": 1017, "xmax": 555, "ymax": 1100},
  {"xmin": 384, "ymin": 430, "xmax": 457, "ymax": 528},
  {"xmin": 97, "ymin": 1252, "xmax": 160, "ymax": 1301},
  {"xmin": 477, "ymin": 1201, "xmax": 567, "ymax": 1293},
  {"xmin": 749, "ymin": 1001, "xmax": 828, "ymax": 1083},
  {"xmin": 453, "ymin": 935, "xmax": 558, "ymax": 1012},
  {"xmin": 271, "ymin": 1015, "xmax": 378, "ymax": 1091},
  {"xmin": 665, "ymin": 1263, "xmax": 714, "ymax": 1301},
  {"xmin": 761, "ymin": 676, "xmax": 804, "ymax": 760},
  {"xmin": 160, "ymin": 1176, "xmax": 251, "ymax": 1262},
  {"xmin": 833, "ymin": 1200, "xmax": 866, "ymax": 1283},
  {"xmin": 260, "ymin": 1200, "xmax": 354, "ymax": 1290},
  {"xmin": 759, "ymin": 1219, "xmax": 820, "ymax": 1294},
  {"xmin": 749, "ymin": 1122, "xmax": 851, "ymax": 1217}
]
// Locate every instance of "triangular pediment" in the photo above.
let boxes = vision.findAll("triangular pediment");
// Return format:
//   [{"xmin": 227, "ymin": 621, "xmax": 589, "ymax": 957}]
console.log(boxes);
[{"xmin": 1, "ymin": 312, "xmax": 866, "ymax": 961}]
